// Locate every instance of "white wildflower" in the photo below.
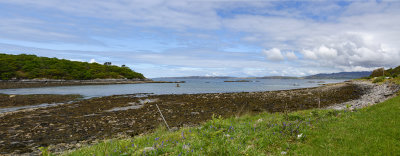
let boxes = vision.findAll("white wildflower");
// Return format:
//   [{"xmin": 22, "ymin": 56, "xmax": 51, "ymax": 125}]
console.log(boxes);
[{"xmin": 297, "ymin": 133, "xmax": 303, "ymax": 139}]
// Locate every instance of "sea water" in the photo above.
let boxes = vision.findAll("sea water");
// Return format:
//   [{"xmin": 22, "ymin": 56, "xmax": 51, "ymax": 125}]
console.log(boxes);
[{"xmin": 0, "ymin": 78, "xmax": 346, "ymax": 98}]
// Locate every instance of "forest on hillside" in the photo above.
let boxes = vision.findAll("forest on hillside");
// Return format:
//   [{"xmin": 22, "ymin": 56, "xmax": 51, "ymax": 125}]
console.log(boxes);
[{"xmin": 0, "ymin": 53, "xmax": 145, "ymax": 80}]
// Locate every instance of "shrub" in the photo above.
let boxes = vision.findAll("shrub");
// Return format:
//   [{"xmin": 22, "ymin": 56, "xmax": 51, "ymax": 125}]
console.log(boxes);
[{"xmin": 372, "ymin": 76, "xmax": 385, "ymax": 83}]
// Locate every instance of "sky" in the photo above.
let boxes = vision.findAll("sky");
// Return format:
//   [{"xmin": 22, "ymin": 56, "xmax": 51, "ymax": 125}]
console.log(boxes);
[{"xmin": 1, "ymin": 0, "xmax": 400, "ymax": 78}]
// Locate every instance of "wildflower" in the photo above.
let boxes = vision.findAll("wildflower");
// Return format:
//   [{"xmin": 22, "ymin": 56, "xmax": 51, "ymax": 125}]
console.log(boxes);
[
  {"xmin": 183, "ymin": 144, "xmax": 190, "ymax": 150},
  {"xmin": 281, "ymin": 151, "xmax": 287, "ymax": 155},
  {"xmin": 297, "ymin": 133, "xmax": 303, "ymax": 139},
  {"xmin": 132, "ymin": 143, "xmax": 135, "ymax": 147}
]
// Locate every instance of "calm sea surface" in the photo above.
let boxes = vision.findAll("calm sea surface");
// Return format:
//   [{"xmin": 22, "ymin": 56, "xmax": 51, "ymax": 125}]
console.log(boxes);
[{"xmin": 0, "ymin": 78, "xmax": 347, "ymax": 98}]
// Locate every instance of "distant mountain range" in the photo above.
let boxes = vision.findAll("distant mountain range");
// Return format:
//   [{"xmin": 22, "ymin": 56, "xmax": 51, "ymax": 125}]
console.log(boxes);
[
  {"xmin": 157, "ymin": 76, "xmax": 235, "ymax": 79},
  {"xmin": 158, "ymin": 71, "xmax": 372, "ymax": 79},
  {"xmin": 303, "ymin": 71, "xmax": 372, "ymax": 79}
]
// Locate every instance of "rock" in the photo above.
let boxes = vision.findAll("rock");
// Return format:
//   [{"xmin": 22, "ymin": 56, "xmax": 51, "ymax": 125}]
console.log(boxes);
[
  {"xmin": 10, "ymin": 142, "xmax": 26, "ymax": 148},
  {"xmin": 191, "ymin": 112, "xmax": 200, "ymax": 115}
]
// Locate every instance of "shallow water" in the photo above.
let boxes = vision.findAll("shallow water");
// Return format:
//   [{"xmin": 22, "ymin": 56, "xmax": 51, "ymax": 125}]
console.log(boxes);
[
  {"xmin": 0, "ymin": 101, "xmax": 75, "ymax": 114},
  {"xmin": 0, "ymin": 78, "xmax": 347, "ymax": 98}
]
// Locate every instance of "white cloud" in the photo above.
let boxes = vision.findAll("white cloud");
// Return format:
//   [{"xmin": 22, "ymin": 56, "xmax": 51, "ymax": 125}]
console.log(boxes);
[
  {"xmin": 89, "ymin": 59, "xmax": 96, "ymax": 63},
  {"xmin": 285, "ymin": 51, "xmax": 298, "ymax": 60},
  {"xmin": 317, "ymin": 45, "xmax": 337, "ymax": 59},
  {"xmin": 263, "ymin": 48, "xmax": 284, "ymax": 61},
  {"xmin": 223, "ymin": 1, "xmax": 400, "ymax": 71},
  {"xmin": 299, "ymin": 32, "xmax": 400, "ymax": 71},
  {"xmin": 301, "ymin": 49, "xmax": 318, "ymax": 60}
]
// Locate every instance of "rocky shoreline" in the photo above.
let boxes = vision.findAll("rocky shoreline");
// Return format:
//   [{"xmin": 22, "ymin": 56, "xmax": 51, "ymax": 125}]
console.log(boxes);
[
  {"xmin": 327, "ymin": 80, "xmax": 400, "ymax": 110},
  {"xmin": 0, "ymin": 79, "xmax": 184, "ymax": 89},
  {"xmin": 0, "ymin": 80, "xmax": 398, "ymax": 155}
]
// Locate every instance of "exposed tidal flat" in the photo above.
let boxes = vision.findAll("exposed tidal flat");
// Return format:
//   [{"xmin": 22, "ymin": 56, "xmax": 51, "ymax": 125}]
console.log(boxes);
[
  {"xmin": 0, "ymin": 94, "xmax": 81, "ymax": 109},
  {"xmin": 0, "ymin": 80, "xmax": 399, "ymax": 155}
]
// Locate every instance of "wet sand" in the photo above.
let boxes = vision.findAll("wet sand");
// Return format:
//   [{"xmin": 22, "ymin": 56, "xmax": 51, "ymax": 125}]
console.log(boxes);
[{"xmin": 0, "ymin": 81, "xmax": 377, "ymax": 154}]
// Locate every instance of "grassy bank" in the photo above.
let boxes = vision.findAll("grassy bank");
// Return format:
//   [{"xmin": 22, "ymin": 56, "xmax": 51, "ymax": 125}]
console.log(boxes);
[{"xmin": 61, "ymin": 94, "xmax": 400, "ymax": 155}]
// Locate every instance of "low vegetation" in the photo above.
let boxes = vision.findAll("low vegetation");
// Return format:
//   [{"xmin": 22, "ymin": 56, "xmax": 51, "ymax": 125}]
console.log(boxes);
[
  {"xmin": 367, "ymin": 66, "xmax": 400, "ymax": 83},
  {"xmin": 0, "ymin": 53, "xmax": 145, "ymax": 80},
  {"xmin": 372, "ymin": 76, "xmax": 385, "ymax": 83},
  {"xmin": 63, "ymin": 95, "xmax": 400, "ymax": 155}
]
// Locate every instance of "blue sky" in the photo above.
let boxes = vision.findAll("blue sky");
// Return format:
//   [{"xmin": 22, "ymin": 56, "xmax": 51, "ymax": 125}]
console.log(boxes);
[{"xmin": 1, "ymin": 0, "xmax": 400, "ymax": 78}]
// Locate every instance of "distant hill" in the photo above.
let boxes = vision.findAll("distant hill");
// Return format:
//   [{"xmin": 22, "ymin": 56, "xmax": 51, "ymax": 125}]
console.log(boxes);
[
  {"xmin": 255, "ymin": 76, "xmax": 300, "ymax": 79},
  {"xmin": 158, "ymin": 76, "xmax": 235, "ymax": 79},
  {"xmin": 0, "ymin": 53, "xmax": 145, "ymax": 80},
  {"xmin": 160, "ymin": 72, "xmax": 374, "ymax": 80},
  {"xmin": 304, "ymin": 71, "xmax": 372, "ymax": 79}
]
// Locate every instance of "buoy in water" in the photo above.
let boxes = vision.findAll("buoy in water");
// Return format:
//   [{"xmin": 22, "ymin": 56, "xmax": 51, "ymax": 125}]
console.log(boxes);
[{"xmin": 176, "ymin": 84, "xmax": 180, "ymax": 87}]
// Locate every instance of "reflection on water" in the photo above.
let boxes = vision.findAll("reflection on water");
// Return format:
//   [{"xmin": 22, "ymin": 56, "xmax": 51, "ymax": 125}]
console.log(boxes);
[{"xmin": 0, "ymin": 78, "xmax": 347, "ymax": 98}]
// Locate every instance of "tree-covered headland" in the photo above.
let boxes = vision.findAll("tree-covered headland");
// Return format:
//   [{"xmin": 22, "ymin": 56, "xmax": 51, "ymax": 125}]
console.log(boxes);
[{"xmin": 0, "ymin": 53, "xmax": 145, "ymax": 80}]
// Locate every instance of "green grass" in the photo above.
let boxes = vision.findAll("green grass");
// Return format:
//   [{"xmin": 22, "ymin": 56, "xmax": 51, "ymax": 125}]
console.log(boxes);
[
  {"xmin": 63, "ymin": 96, "xmax": 400, "ymax": 156},
  {"xmin": 391, "ymin": 77, "xmax": 400, "ymax": 85},
  {"xmin": 372, "ymin": 76, "xmax": 385, "ymax": 83},
  {"xmin": 293, "ymin": 96, "xmax": 400, "ymax": 155}
]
